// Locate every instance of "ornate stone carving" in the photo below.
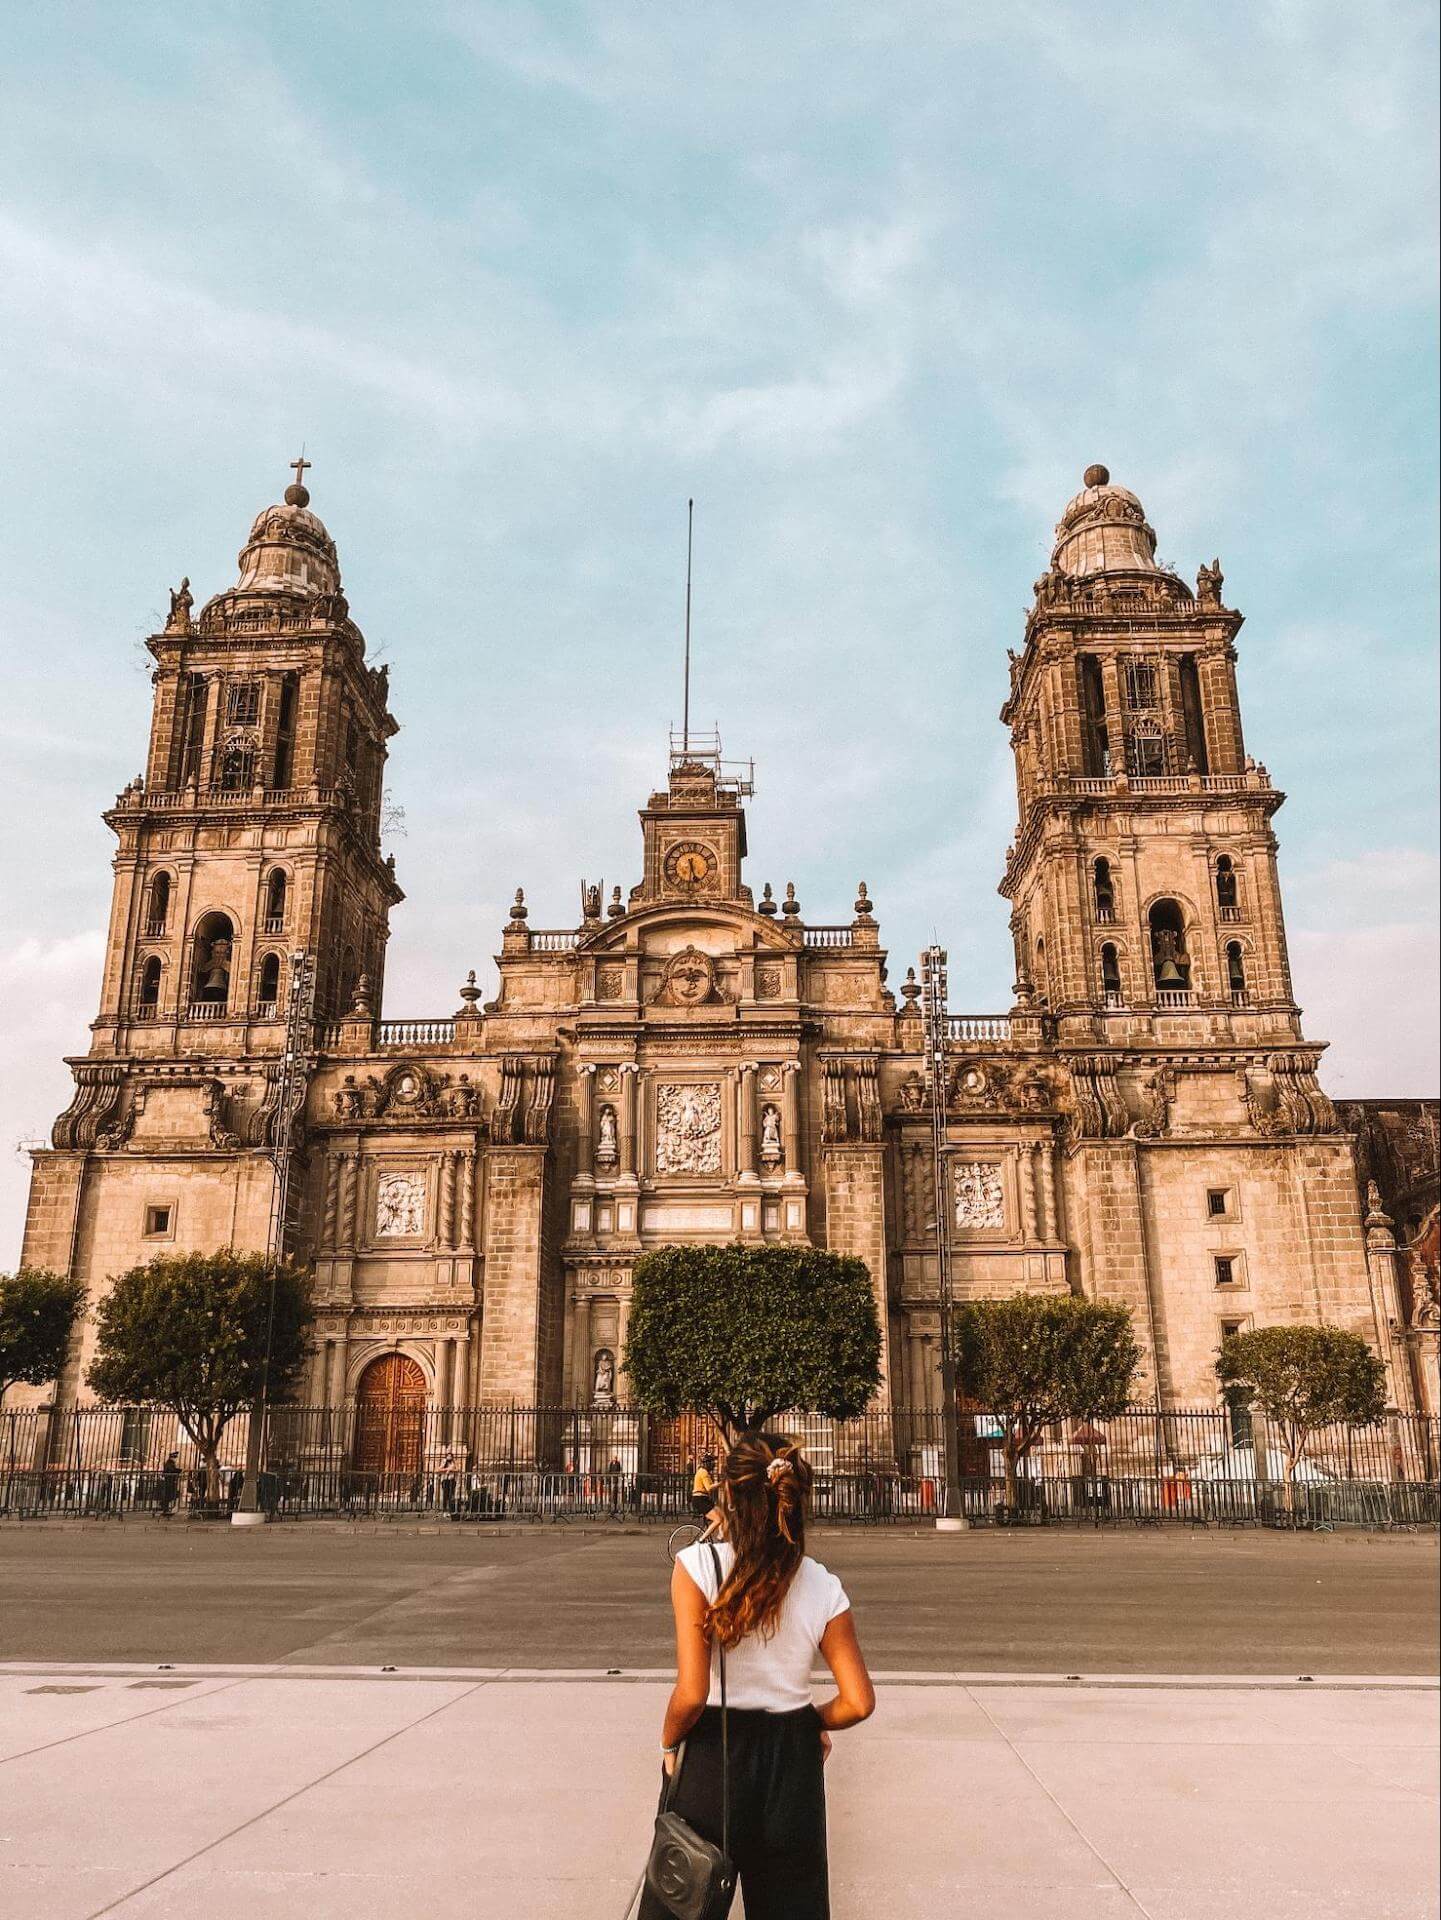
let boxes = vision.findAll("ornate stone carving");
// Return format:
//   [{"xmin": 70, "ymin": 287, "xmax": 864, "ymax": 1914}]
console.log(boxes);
[
  {"xmin": 596, "ymin": 1104, "xmax": 619, "ymax": 1168},
  {"xmin": 1242, "ymin": 1053, "xmax": 1340, "ymax": 1138},
  {"xmin": 1063, "ymin": 1056, "xmax": 1130, "ymax": 1141},
  {"xmin": 759, "ymin": 1103, "xmax": 783, "ymax": 1167},
  {"xmin": 900, "ymin": 1139, "xmax": 931, "ymax": 1242},
  {"xmin": 52, "ymin": 1063, "xmax": 126, "ymax": 1149},
  {"xmin": 1132, "ymin": 1064, "xmax": 1176, "ymax": 1139},
  {"xmin": 755, "ymin": 963, "xmax": 783, "ymax": 1000},
  {"xmin": 650, "ymin": 945, "xmax": 719, "ymax": 1007},
  {"xmin": 855, "ymin": 1060, "xmax": 884, "ymax": 1142},
  {"xmin": 203, "ymin": 1079, "xmax": 240, "ymax": 1151},
  {"xmin": 591, "ymin": 1347, "xmax": 616, "ymax": 1407},
  {"xmin": 654, "ymin": 1083, "xmax": 722, "ymax": 1174},
  {"xmin": 896, "ymin": 1071, "xmax": 927, "ymax": 1114},
  {"xmin": 597, "ymin": 966, "xmax": 624, "ymax": 1000},
  {"xmin": 953, "ymin": 1161, "xmax": 1006, "ymax": 1231},
  {"xmin": 376, "ymin": 1170, "xmax": 426, "ymax": 1238},
  {"xmin": 821, "ymin": 1062, "xmax": 849, "ymax": 1143},
  {"xmin": 165, "ymin": 577, "xmax": 193, "ymax": 635}
]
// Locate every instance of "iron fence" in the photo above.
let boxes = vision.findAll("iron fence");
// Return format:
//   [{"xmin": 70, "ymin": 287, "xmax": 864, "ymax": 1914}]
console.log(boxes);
[{"xmin": 2, "ymin": 1402, "xmax": 1436, "ymax": 1527}]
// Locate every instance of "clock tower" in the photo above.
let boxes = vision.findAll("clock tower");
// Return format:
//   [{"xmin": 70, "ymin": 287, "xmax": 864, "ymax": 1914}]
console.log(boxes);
[{"xmin": 632, "ymin": 732, "xmax": 754, "ymax": 907}]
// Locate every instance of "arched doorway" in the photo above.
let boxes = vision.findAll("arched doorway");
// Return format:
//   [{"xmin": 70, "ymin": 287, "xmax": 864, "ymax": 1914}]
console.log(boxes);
[{"xmin": 354, "ymin": 1353, "xmax": 428, "ymax": 1480}]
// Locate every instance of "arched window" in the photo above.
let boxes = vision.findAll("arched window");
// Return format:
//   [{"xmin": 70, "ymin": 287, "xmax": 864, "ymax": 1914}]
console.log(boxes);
[
  {"xmin": 1226, "ymin": 941, "xmax": 1248, "ymax": 1004},
  {"xmin": 264, "ymin": 869, "xmax": 288, "ymax": 932},
  {"xmin": 1100, "ymin": 942, "xmax": 1123, "ymax": 1005},
  {"xmin": 1148, "ymin": 899, "xmax": 1191, "ymax": 997},
  {"xmin": 1093, "ymin": 858, "xmax": 1116, "ymax": 923},
  {"xmin": 1215, "ymin": 855, "xmax": 1239, "ymax": 918},
  {"xmin": 1034, "ymin": 936, "xmax": 1048, "ymax": 1005},
  {"xmin": 191, "ymin": 912, "xmax": 235, "ymax": 1010},
  {"xmin": 257, "ymin": 952, "xmax": 282, "ymax": 1010},
  {"xmin": 137, "ymin": 956, "xmax": 162, "ymax": 1018},
  {"xmin": 217, "ymin": 735, "xmax": 256, "ymax": 792},
  {"xmin": 145, "ymin": 872, "xmax": 171, "ymax": 936}
]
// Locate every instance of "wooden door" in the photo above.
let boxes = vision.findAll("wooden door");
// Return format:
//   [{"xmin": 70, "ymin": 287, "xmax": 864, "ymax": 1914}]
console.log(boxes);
[{"xmin": 354, "ymin": 1353, "xmax": 428, "ymax": 1479}]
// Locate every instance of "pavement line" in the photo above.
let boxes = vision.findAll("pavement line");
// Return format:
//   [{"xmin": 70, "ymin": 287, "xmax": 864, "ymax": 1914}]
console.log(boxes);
[
  {"xmin": 3, "ymin": 1659, "xmax": 1435, "ymax": 1688},
  {"xmin": 83, "ymin": 1674, "xmax": 492, "ymax": 1920},
  {"xmin": 0, "ymin": 1673, "xmax": 259, "ymax": 1768},
  {"xmin": 966, "ymin": 1684, "xmax": 1159, "ymax": 1920}
]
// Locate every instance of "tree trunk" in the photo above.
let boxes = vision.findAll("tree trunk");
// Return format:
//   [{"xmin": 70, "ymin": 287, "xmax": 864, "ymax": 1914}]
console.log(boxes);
[
  {"xmin": 203, "ymin": 1445, "xmax": 222, "ymax": 1508},
  {"xmin": 1003, "ymin": 1432, "xmax": 1021, "ymax": 1511}
]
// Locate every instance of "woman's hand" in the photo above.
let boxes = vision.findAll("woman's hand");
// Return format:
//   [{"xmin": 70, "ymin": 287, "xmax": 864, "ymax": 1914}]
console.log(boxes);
[{"xmin": 819, "ymin": 1729, "xmax": 833, "ymax": 1765}]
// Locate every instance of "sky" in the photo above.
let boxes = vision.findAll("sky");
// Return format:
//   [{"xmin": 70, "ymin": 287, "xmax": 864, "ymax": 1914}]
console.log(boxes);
[{"xmin": 0, "ymin": 1, "xmax": 1437, "ymax": 1262}]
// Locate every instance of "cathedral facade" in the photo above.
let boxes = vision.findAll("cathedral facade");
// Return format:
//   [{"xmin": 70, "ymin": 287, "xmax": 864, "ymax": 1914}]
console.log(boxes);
[{"xmin": 13, "ymin": 462, "xmax": 1438, "ymax": 1434}]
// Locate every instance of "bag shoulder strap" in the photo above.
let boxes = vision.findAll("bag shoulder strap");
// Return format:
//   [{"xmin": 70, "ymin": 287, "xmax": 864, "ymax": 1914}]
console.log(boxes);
[{"xmin": 706, "ymin": 1539, "xmax": 729, "ymax": 1860}]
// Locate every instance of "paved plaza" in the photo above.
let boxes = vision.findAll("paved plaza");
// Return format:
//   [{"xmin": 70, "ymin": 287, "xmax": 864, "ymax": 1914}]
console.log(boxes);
[
  {"xmin": 1, "ymin": 1666, "xmax": 1436, "ymax": 1919},
  {"xmin": 2, "ymin": 1530, "xmax": 1436, "ymax": 1916}
]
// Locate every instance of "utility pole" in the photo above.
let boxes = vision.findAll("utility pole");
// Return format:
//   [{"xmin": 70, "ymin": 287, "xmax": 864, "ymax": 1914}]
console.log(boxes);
[
  {"xmin": 921, "ymin": 944, "xmax": 968, "ymax": 1531},
  {"xmin": 234, "ymin": 949, "xmax": 316, "ymax": 1526}
]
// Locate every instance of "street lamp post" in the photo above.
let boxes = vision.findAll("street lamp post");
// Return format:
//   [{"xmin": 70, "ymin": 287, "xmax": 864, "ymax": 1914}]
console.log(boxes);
[
  {"xmin": 234, "ymin": 949, "xmax": 315, "ymax": 1526},
  {"xmin": 921, "ymin": 944, "xmax": 968, "ymax": 1532}
]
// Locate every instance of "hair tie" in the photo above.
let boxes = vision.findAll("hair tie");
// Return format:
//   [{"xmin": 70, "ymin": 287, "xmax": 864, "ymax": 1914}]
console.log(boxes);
[{"xmin": 766, "ymin": 1456, "xmax": 792, "ymax": 1483}]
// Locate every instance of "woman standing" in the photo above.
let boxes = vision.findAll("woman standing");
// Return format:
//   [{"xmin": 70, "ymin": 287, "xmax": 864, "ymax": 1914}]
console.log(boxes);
[{"xmin": 641, "ymin": 1433, "xmax": 876, "ymax": 1919}]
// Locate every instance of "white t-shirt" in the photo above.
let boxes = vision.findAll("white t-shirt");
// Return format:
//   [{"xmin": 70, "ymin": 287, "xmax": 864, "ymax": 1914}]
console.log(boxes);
[{"xmin": 676, "ymin": 1541, "xmax": 850, "ymax": 1713}]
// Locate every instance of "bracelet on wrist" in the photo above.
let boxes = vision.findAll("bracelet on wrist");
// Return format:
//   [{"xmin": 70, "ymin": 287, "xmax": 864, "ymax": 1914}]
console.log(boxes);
[{"xmin": 661, "ymin": 1742, "xmax": 681, "ymax": 1755}]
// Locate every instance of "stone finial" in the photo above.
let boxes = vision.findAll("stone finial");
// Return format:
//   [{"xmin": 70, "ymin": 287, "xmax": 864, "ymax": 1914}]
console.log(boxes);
[
  {"xmin": 899, "ymin": 965, "xmax": 921, "ymax": 1012},
  {"xmin": 507, "ymin": 887, "xmax": 528, "ymax": 928},
  {"xmin": 350, "ymin": 973, "xmax": 373, "ymax": 1017},
  {"xmin": 854, "ymin": 881, "xmax": 874, "ymax": 920},
  {"xmin": 1364, "ymin": 1179, "xmax": 1395, "ymax": 1233},
  {"xmin": 607, "ymin": 885, "xmax": 626, "ymax": 918},
  {"xmin": 782, "ymin": 883, "xmax": 800, "ymax": 919},
  {"xmin": 758, "ymin": 883, "xmax": 778, "ymax": 916},
  {"xmin": 581, "ymin": 881, "xmax": 602, "ymax": 921},
  {"xmin": 457, "ymin": 969, "xmax": 482, "ymax": 1015},
  {"xmin": 1083, "ymin": 463, "xmax": 1110, "ymax": 488}
]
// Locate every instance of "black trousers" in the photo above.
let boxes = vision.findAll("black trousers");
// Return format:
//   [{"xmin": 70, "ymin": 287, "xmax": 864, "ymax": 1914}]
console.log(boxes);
[{"xmin": 638, "ymin": 1705, "xmax": 829, "ymax": 1920}]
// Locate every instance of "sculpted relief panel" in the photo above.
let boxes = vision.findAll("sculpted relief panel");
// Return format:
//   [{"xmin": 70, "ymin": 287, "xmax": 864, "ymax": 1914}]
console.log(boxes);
[
  {"xmin": 375, "ymin": 1170, "xmax": 427, "ymax": 1238},
  {"xmin": 654, "ymin": 1082, "xmax": 723, "ymax": 1175},
  {"xmin": 953, "ymin": 1161, "xmax": 1006, "ymax": 1232}
]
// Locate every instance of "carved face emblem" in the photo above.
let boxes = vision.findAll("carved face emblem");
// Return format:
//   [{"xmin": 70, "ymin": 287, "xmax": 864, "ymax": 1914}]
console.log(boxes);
[{"xmin": 664, "ymin": 841, "xmax": 718, "ymax": 892}]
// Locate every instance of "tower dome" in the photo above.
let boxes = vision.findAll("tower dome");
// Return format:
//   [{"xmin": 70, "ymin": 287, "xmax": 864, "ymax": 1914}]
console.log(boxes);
[
  {"xmin": 231, "ymin": 457, "xmax": 341, "ymax": 599},
  {"xmin": 1050, "ymin": 464, "xmax": 1161, "ymax": 578}
]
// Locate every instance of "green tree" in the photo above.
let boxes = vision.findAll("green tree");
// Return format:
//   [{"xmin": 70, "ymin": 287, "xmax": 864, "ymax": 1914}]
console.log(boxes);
[
  {"xmin": 952, "ymin": 1292, "xmax": 1141, "ymax": 1510},
  {"xmin": 87, "ymin": 1251, "xmax": 313, "ymax": 1501},
  {"xmin": 1216, "ymin": 1323, "xmax": 1387, "ymax": 1505},
  {"xmin": 623, "ymin": 1242, "xmax": 882, "ymax": 1437},
  {"xmin": 0, "ymin": 1269, "xmax": 86, "ymax": 1400}
]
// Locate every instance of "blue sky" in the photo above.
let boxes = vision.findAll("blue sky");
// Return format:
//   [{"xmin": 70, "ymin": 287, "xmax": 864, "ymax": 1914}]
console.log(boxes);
[{"xmin": 1, "ymin": 1, "xmax": 1437, "ymax": 1260}]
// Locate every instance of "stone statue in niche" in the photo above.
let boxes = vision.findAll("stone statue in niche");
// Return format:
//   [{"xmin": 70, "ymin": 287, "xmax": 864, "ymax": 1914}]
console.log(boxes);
[
  {"xmin": 592, "ymin": 1347, "xmax": 616, "ymax": 1407},
  {"xmin": 759, "ymin": 1103, "xmax": 783, "ymax": 1166},
  {"xmin": 655, "ymin": 1082, "xmax": 722, "ymax": 1174},
  {"xmin": 596, "ymin": 1104, "xmax": 619, "ymax": 1168},
  {"xmin": 953, "ymin": 1161, "xmax": 1006, "ymax": 1232},
  {"xmin": 376, "ymin": 1170, "xmax": 426, "ymax": 1238}
]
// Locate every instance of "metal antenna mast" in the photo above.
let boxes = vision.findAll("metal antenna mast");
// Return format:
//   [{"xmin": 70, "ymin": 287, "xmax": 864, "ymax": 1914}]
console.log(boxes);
[
  {"xmin": 921, "ymin": 944, "xmax": 968, "ymax": 1531},
  {"xmin": 682, "ymin": 498, "xmax": 694, "ymax": 754}
]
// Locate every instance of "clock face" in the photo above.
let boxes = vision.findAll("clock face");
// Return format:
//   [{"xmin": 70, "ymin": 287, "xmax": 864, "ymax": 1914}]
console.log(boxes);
[{"xmin": 663, "ymin": 840, "xmax": 719, "ymax": 892}]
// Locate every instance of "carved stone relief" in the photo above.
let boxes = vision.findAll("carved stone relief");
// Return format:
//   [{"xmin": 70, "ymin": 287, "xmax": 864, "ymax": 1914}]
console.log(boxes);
[
  {"xmin": 654, "ymin": 1082, "xmax": 722, "ymax": 1175},
  {"xmin": 376, "ymin": 1170, "xmax": 427, "ymax": 1238},
  {"xmin": 755, "ymin": 964, "xmax": 783, "ymax": 1000},
  {"xmin": 597, "ymin": 967, "xmax": 624, "ymax": 1000},
  {"xmin": 953, "ymin": 1161, "xmax": 1006, "ymax": 1231}
]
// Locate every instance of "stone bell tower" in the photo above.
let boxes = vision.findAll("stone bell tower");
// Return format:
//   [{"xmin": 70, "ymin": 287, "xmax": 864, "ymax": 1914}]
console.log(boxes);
[
  {"xmin": 1000, "ymin": 464, "xmax": 1301, "ymax": 1051},
  {"xmin": 94, "ymin": 459, "xmax": 402, "ymax": 1052}
]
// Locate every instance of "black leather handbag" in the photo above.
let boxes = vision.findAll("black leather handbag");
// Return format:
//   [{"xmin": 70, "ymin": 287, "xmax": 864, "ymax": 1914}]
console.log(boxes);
[{"xmin": 642, "ymin": 1542, "xmax": 736, "ymax": 1919}]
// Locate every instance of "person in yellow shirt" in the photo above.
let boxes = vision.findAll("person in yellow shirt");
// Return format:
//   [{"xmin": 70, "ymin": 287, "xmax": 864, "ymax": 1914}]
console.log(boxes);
[{"xmin": 690, "ymin": 1453, "xmax": 717, "ymax": 1521}]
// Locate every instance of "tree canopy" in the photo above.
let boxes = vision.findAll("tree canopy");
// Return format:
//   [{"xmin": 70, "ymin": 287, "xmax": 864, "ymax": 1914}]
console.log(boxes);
[
  {"xmin": 87, "ymin": 1251, "xmax": 313, "ymax": 1491},
  {"xmin": 0, "ymin": 1269, "xmax": 86, "ymax": 1399},
  {"xmin": 952, "ymin": 1291, "xmax": 1141, "ymax": 1504},
  {"xmin": 623, "ymin": 1242, "xmax": 882, "ymax": 1436},
  {"xmin": 1216, "ymin": 1323, "xmax": 1387, "ymax": 1485}
]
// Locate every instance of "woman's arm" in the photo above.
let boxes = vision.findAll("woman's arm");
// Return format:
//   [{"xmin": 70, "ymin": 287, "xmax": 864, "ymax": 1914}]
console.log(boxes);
[
  {"xmin": 659, "ymin": 1559, "xmax": 713, "ymax": 1765},
  {"xmin": 814, "ymin": 1609, "xmax": 876, "ymax": 1732}
]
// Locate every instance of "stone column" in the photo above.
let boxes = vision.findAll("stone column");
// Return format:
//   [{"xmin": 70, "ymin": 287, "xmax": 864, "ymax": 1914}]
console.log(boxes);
[
  {"xmin": 781, "ymin": 1062, "xmax": 802, "ymax": 1179},
  {"xmin": 1019, "ymin": 1146, "xmax": 1039, "ymax": 1243},
  {"xmin": 329, "ymin": 1332, "xmax": 350, "ymax": 1408},
  {"xmin": 460, "ymin": 1151, "xmax": 477, "ymax": 1249},
  {"xmin": 440, "ymin": 1152, "xmax": 457, "ymax": 1248},
  {"xmin": 561, "ymin": 1288, "xmax": 578, "ymax": 1405},
  {"xmin": 340, "ymin": 1155, "xmax": 360, "ymax": 1251},
  {"xmin": 1038, "ymin": 1140, "xmax": 1059, "ymax": 1244},
  {"xmin": 736, "ymin": 1064, "xmax": 758, "ymax": 1179},
  {"xmin": 619, "ymin": 1066, "xmax": 640, "ymax": 1178},
  {"xmin": 573, "ymin": 1292, "xmax": 593, "ymax": 1405},
  {"xmin": 321, "ymin": 1156, "xmax": 341, "ymax": 1250},
  {"xmin": 615, "ymin": 1292, "xmax": 634, "ymax": 1407},
  {"xmin": 576, "ymin": 1064, "xmax": 596, "ymax": 1179}
]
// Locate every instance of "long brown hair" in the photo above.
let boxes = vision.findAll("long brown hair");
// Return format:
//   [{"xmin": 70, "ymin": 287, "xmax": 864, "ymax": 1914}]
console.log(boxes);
[{"xmin": 706, "ymin": 1432, "xmax": 812, "ymax": 1650}]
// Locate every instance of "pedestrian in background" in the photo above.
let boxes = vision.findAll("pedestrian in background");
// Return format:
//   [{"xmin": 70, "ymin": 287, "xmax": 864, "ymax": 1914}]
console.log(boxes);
[
  {"xmin": 158, "ymin": 1451, "xmax": 180, "ymax": 1517},
  {"xmin": 690, "ymin": 1453, "xmax": 717, "ymax": 1522}
]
